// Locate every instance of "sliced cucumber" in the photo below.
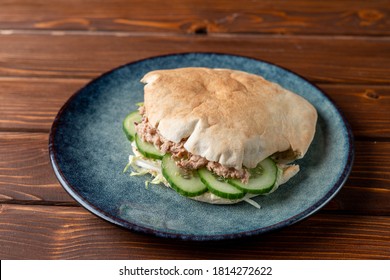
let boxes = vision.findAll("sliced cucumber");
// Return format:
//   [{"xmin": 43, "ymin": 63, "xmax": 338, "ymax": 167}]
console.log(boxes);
[
  {"xmin": 135, "ymin": 134, "xmax": 164, "ymax": 160},
  {"xmin": 123, "ymin": 111, "xmax": 142, "ymax": 141},
  {"xmin": 198, "ymin": 168, "xmax": 245, "ymax": 199},
  {"xmin": 228, "ymin": 158, "xmax": 277, "ymax": 194},
  {"xmin": 161, "ymin": 154, "xmax": 207, "ymax": 197}
]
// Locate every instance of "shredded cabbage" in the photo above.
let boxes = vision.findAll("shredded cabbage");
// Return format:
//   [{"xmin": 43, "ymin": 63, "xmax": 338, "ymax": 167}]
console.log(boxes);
[
  {"xmin": 124, "ymin": 151, "xmax": 169, "ymax": 188},
  {"xmin": 243, "ymin": 197, "xmax": 261, "ymax": 209}
]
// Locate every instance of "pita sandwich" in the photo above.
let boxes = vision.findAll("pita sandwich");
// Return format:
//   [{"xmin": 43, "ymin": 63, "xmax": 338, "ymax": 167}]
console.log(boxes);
[{"xmin": 126, "ymin": 67, "xmax": 317, "ymax": 206}]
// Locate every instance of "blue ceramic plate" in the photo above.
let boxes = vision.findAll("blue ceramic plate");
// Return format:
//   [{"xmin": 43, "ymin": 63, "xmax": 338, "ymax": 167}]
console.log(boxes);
[{"xmin": 49, "ymin": 53, "xmax": 354, "ymax": 241}]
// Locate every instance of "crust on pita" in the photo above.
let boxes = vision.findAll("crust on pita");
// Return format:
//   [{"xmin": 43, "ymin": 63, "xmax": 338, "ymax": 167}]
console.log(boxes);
[{"xmin": 141, "ymin": 67, "xmax": 317, "ymax": 169}]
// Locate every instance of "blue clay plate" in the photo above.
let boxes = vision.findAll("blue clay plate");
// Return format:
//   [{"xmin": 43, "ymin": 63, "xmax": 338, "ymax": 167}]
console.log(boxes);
[{"xmin": 49, "ymin": 53, "xmax": 354, "ymax": 241}]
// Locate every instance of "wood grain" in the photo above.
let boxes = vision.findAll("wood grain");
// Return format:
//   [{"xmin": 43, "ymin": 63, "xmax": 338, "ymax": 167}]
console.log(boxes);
[
  {"xmin": 0, "ymin": 33, "xmax": 389, "ymax": 84},
  {"xmin": 327, "ymin": 140, "xmax": 390, "ymax": 215},
  {"xmin": 0, "ymin": 78, "xmax": 83, "ymax": 132},
  {"xmin": 0, "ymin": 0, "xmax": 389, "ymax": 35},
  {"xmin": 0, "ymin": 0, "xmax": 389, "ymax": 261},
  {"xmin": 0, "ymin": 78, "xmax": 388, "ymax": 138},
  {"xmin": 0, "ymin": 132, "xmax": 389, "ymax": 215},
  {"xmin": 0, "ymin": 132, "xmax": 75, "ymax": 203},
  {"xmin": 323, "ymin": 84, "xmax": 390, "ymax": 138},
  {"xmin": 0, "ymin": 204, "xmax": 389, "ymax": 259}
]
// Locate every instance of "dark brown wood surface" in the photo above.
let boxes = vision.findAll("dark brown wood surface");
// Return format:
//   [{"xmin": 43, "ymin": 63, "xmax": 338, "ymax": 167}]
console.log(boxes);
[
  {"xmin": 1, "ymin": 204, "xmax": 389, "ymax": 260},
  {"xmin": 0, "ymin": 0, "xmax": 389, "ymax": 260},
  {"xmin": 1, "ymin": 0, "xmax": 389, "ymax": 35}
]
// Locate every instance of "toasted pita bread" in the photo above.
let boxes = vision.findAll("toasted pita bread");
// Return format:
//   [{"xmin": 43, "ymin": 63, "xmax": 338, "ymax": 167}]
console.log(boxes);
[{"xmin": 141, "ymin": 67, "xmax": 317, "ymax": 169}]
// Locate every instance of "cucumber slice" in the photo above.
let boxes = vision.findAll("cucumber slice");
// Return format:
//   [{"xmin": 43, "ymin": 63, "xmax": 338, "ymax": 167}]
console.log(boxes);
[
  {"xmin": 198, "ymin": 168, "xmax": 245, "ymax": 199},
  {"xmin": 228, "ymin": 158, "xmax": 277, "ymax": 194},
  {"xmin": 135, "ymin": 134, "xmax": 164, "ymax": 160},
  {"xmin": 161, "ymin": 154, "xmax": 207, "ymax": 197},
  {"xmin": 123, "ymin": 111, "xmax": 142, "ymax": 141}
]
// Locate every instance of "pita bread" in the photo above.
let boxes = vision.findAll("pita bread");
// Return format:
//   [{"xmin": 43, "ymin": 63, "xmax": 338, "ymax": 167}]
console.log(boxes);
[{"xmin": 141, "ymin": 67, "xmax": 317, "ymax": 169}]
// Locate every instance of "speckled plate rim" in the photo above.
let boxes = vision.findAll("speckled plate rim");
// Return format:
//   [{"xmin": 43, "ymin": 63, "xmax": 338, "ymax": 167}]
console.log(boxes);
[{"xmin": 49, "ymin": 52, "xmax": 354, "ymax": 241}]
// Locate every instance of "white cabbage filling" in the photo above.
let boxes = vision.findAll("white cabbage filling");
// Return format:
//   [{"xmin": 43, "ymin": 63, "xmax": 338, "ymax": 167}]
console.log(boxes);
[{"xmin": 124, "ymin": 142, "xmax": 298, "ymax": 209}]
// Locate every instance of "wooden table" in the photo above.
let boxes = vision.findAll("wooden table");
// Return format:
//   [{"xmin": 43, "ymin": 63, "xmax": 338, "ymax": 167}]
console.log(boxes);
[{"xmin": 0, "ymin": 0, "xmax": 389, "ymax": 260}]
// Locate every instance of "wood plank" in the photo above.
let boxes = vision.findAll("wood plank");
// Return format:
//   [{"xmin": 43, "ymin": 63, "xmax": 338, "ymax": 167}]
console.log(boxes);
[
  {"xmin": 0, "ymin": 132, "xmax": 389, "ymax": 215},
  {"xmin": 0, "ymin": 33, "xmax": 389, "ymax": 84},
  {"xmin": 0, "ymin": 0, "xmax": 389, "ymax": 35},
  {"xmin": 1, "ymin": 78, "xmax": 389, "ymax": 138},
  {"xmin": 321, "ymin": 84, "xmax": 390, "ymax": 138},
  {"xmin": 0, "ymin": 132, "xmax": 75, "ymax": 203},
  {"xmin": 0, "ymin": 204, "xmax": 389, "ymax": 259},
  {"xmin": 0, "ymin": 78, "xmax": 82, "ymax": 132},
  {"xmin": 326, "ymin": 141, "xmax": 390, "ymax": 215}
]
